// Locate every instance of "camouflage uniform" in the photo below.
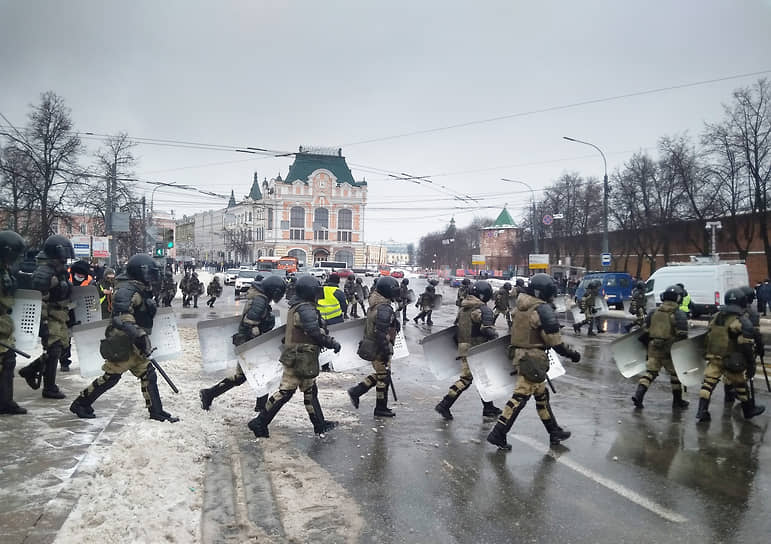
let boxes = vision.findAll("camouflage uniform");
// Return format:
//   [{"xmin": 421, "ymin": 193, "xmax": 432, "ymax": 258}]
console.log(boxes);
[{"xmin": 0, "ymin": 232, "xmax": 27, "ymax": 414}]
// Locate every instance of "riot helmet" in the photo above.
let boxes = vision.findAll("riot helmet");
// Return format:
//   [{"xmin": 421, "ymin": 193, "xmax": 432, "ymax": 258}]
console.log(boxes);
[
  {"xmin": 589, "ymin": 279, "xmax": 602, "ymax": 290},
  {"xmin": 260, "ymin": 275, "xmax": 287, "ymax": 303},
  {"xmin": 515, "ymin": 278, "xmax": 525, "ymax": 288},
  {"xmin": 296, "ymin": 275, "xmax": 323, "ymax": 302},
  {"xmin": 355, "ymin": 277, "xmax": 363, "ymax": 284},
  {"xmin": 42, "ymin": 234, "xmax": 75, "ymax": 262},
  {"xmin": 0, "ymin": 230, "xmax": 26, "ymax": 267},
  {"xmin": 660, "ymin": 285, "xmax": 683, "ymax": 303},
  {"xmin": 503, "ymin": 282, "xmax": 512, "ymax": 291},
  {"xmin": 636, "ymin": 280, "xmax": 646, "ymax": 290},
  {"xmin": 126, "ymin": 254, "xmax": 160, "ymax": 285},
  {"xmin": 376, "ymin": 276, "xmax": 400, "ymax": 300},
  {"xmin": 530, "ymin": 273, "xmax": 557, "ymax": 302},
  {"xmin": 426, "ymin": 284, "xmax": 436, "ymax": 294},
  {"xmin": 470, "ymin": 280, "xmax": 493, "ymax": 303},
  {"xmin": 401, "ymin": 278, "xmax": 409, "ymax": 286},
  {"xmin": 104, "ymin": 267, "xmax": 116, "ymax": 279},
  {"xmin": 327, "ymin": 273, "xmax": 340, "ymax": 285},
  {"xmin": 461, "ymin": 278, "xmax": 471, "ymax": 286},
  {"xmin": 740, "ymin": 285, "xmax": 756, "ymax": 304},
  {"xmin": 724, "ymin": 288, "xmax": 747, "ymax": 308}
]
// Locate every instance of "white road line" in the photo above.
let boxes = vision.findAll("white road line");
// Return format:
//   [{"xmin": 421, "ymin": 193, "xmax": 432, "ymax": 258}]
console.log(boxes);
[{"xmin": 512, "ymin": 434, "xmax": 689, "ymax": 524}]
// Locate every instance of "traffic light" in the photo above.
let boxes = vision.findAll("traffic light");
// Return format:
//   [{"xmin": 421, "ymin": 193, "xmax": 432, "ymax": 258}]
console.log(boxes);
[
  {"xmin": 164, "ymin": 228, "xmax": 174, "ymax": 249},
  {"xmin": 154, "ymin": 243, "xmax": 164, "ymax": 257}
]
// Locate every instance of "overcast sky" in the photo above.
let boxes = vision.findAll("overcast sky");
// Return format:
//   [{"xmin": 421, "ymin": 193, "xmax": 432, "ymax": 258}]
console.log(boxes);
[{"xmin": 2, "ymin": 0, "xmax": 771, "ymax": 244}]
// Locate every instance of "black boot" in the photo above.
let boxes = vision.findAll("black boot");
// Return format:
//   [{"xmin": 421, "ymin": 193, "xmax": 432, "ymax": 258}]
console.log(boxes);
[
  {"xmin": 347, "ymin": 382, "xmax": 371, "ymax": 409},
  {"xmin": 696, "ymin": 397, "xmax": 711, "ymax": 422},
  {"xmin": 543, "ymin": 418, "xmax": 572, "ymax": 445},
  {"xmin": 374, "ymin": 385, "xmax": 395, "ymax": 417},
  {"xmin": 306, "ymin": 385, "xmax": 338, "ymax": 435},
  {"xmin": 145, "ymin": 367, "xmax": 179, "ymax": 422},
  {"xmin": 254, "ymin": 394, "xmax": 268, "ymax": 413},
  {"xmin": 724, "ymin": 383, "xmax": 737, "ymax": 405},
  {"xmin": 672, "ymin": 390, "xmax": 690, "ymax": 409},
  {"xmin": 199, "ymin": 378, "xmax": 239, "ymax": 410},
  {"xmin": 69, "ymin": 373, "xmax": 121, "ymax": 419},
  {"xmin": 435, "ymin": 394, "xmax": 457, "ymax": 420},
  {"xmin": 741, "ymin": 398, "xmax": 766, "ymax": 419},
  {"xmin": 573, "ymin": 323, "xmax": 582, "ymax": 335},
  {"xmin": 486, "ymin": 393, "xmax": 528, "ymax": 450},
  {"xmin": 482, "ymin": 400, "xmax": 502, "ymax": 418},
  {"xmin": 41, "ymin": 348, "xmax": 65, "ymax": 399},
  {"xmin": 248, "ymin": 390, "xmax": 294, "ymax": 438},
  {"xmin": 632, "ymin": 384, "xmax": 647, "ymax": 409},
  {"xmin": 18, "ymin": 357, "xmax": 43, "ymax": 390},
  {"xmin": 0, "ymin": 354, "xmax": 26, "ymax": 414}
]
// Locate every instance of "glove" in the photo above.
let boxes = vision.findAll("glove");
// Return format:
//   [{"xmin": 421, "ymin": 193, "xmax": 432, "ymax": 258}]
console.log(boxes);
[
  {"xmin": 332, "ymin": 341, "xmax": 341, "ymax": 354},
  {"xmin": 135, "ymin": 335, "xmax": 152, "ymax": 356},
  {"xmin": 569, "ymin": 349, "xmax": 581, "ymax": 363}
]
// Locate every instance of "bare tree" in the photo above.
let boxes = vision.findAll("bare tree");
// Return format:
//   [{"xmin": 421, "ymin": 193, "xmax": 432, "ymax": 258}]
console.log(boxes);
[{"xmin": 0, "ymin": 145, "xmax": 37, "ymax": 236}]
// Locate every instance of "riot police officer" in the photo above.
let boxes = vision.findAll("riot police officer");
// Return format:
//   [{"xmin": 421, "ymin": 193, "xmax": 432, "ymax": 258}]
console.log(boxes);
[
  {"xmin": 456, "ymin": 278, "xmax": 471, "ymax": 306},
  {"xmin": 696, "ymin": 288, "xmax": 765, "ymax": 422},
  {"xmin": 69, "ymin": 254, "xmax": 178, "ymax": 422},
  {"xmin": 624, "ymin": 280, "xmax": 647, "ymax": 333},
  {"xmin": 487, "ymin": 274, "xmax": 581, "ymax": 450},
  {"xmin": 18, "ymin": 235, "xmax": 74, "ymax": 399},
  {"xmin": 631, "ymin": 285, "xmax": 689, "ymax": 410},
  {"xmin": 397, "ymin": 278, "xmax": 410, "ymax": 322},
  {"xmin": 493, "ymin": 282, "xmax": 513, "ymax": 328},
  {"xmin": 247, "ymin": 275, "xmax": 340, "ymax": 437},
  {"xmin": 435, "ymin": 280, "xmax": 501, "ymax": 420},
  {"xmin": 199, "ymin": 276, "xmax": 285, "ymax": 412},
  {"xmin": 413, "ymin": 284, "xmax": 437, "ymax": 325},
  {"xmin": 573, "ymin": 279, "xmax": 601, "ymax": 336},
  {"xmin": 347, "ymin": 276, "xmax": 401, "ymax": 417},
  {"xmin": 0, "ymin": 230, "xmax": 28, "ymax": 414}
]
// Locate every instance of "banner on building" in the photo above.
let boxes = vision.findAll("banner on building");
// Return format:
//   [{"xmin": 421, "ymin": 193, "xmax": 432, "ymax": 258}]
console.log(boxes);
[
  {"xmin": 529, "ymin": 254, "xmax": 549, "ymax": 269},
  {"xmin": 92, "ymin": 236, "xmax": 110, "ymax": 258}
]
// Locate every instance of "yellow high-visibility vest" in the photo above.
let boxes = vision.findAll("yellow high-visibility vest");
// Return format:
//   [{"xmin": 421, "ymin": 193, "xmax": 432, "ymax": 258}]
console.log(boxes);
[
  {"xmin": 317, "ymin": 286, "xmax": 343, "ymax": 321},
  {"xmin": 680, "ymin": 294, "xmax": 691, "ymax": 313}
]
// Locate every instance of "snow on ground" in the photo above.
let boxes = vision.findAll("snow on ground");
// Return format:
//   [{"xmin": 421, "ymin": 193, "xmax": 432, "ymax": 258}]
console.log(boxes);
[{"xmin": 53, "ymin": 324, "xmax": 361, "ymax": 543}]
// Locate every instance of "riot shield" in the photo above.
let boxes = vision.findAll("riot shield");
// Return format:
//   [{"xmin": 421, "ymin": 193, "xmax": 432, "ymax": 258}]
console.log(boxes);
[
  {"xmin": 235, "ymin": 325, "xmax": 285, "ymax": 396},
  {"xmin": 319, "ymin": 318, "xmax": 368, "ymax": 372},
  {"xmin": 11, "ymin": 289, "xmax": 42, "ymax": 352},
  {"xmin": 671, "ymin": 333, "xmax": 707, "ymax": 388},
  {"xmin": 392, "ymin": 329, "xmax": 409, "ymax": 360},
  {"xmin": 467, "ymin": 335, "xmax": 566, "ymax": 401},
  {"xmin": 552, "ymin": 295, "xmax": 568, "ymax": 315},
  {"xmin": 71, "ymin": 285, "xmax": 102, "ymax": 326},
  {"xmin": 610, "ymin": 329, "xmax": 648, "ymax": 378},
  {"xmin": 197, "ymin": 315, "xmax": 240, "ymax": 374},
  {"xmin": 432, "ymin": 294, "xmax": 444, "ymax": 310},
  {"xmin": 420, "ymin": 325, "xmax": 461, "ymax": 380},
  {"xmin": 72, "ymin": 319, "xmax": 111, "ymax": 378},
  {"xmin": 149, "ymin": 308, "xmax": 181, "ymax": 362}
]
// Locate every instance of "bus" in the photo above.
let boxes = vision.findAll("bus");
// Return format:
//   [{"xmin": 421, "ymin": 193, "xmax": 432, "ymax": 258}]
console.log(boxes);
[
  {"xmin": 314, "ymin": 260, "xmax": 347, "ymax": 271},
  {"xmin": 277, "ymin": 256, "xmax": 299, "ymax": 273},
  {"xmin": 256, "ymin": 256, "xmax": 281, "ymax": 270}
]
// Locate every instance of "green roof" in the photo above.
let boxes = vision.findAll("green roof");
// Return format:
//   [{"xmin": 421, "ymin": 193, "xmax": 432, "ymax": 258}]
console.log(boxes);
[
  {"xmin": 284, "ymin": 151, "xmax": 365, "ymax": 186},
  {"xmin": 227, "ymin": 189, "xmax": 236, "ymax": 208},
  {"xmin": 248, "ymin": 178, "xmax": 262, "ymax": 200},
  {"xmin": 492, "ymin": 207, "xmax": 515, "ymax": 227}
]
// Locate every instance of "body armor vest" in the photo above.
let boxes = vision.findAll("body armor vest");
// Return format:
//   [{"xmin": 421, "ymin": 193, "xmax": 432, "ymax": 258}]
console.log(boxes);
[
  {"xmin": 706, "ymin": 313, "xmax": 737, "ymax": 357},
  {"xmin": 284, "ymin": 302, "xmax": 318, "ymax": 346},
  {"xmin": 457, "ymin": 298, "xmax": 483, "ymax": 345},
  {"xmin": 511, "ymin": 302, "xmax": 546, "ymax": 349},
  {"xmin": 649, "ymin": 303, "xmax": 676, "ymax": 340}
]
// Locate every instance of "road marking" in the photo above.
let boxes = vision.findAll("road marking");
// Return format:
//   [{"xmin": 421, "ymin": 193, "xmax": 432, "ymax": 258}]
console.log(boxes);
[{"xmin": 512, "ymin": 434, "xmax": 688, "ymax": 523}]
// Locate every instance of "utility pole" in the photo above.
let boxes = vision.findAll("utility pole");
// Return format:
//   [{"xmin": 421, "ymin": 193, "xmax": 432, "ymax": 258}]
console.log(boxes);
[
  {"xmin": 705, "ymin": 221, "xmax": 722, "ymax": 262},
  {"xmin": 106, "ymin": 162, "xmax": 115, "ymax": 267},
  {"xmin": 141, "ymin": 195, "xmax": 146, "ymax": 255}
]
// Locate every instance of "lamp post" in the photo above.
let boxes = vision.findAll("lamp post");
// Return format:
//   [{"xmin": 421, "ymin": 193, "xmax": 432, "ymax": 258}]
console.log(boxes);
[
  {"xmin": 563, "ymin": 136, "xmax": 609, "ymax": 267},
  {"xmin": 501, "ymin": 178, "xmax": 538, "ymax": 253}
]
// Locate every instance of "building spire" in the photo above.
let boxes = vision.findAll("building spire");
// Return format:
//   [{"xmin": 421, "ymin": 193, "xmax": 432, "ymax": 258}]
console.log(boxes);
[{"xmin": 227, "ymin": 189, "xmax": 236, "ymax": 208}]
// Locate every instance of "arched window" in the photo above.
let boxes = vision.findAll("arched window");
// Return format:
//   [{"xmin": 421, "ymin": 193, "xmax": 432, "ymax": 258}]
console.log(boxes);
[
  {"xmin": 314, "ymin": 208, "xmax": 329, "ymax": 241},
  {"xmin": 335, "ymin": 249, "xmax": 354, "ymax": 267},
  {"xmin": 337, "ymin": 209, "xmax": 352, "ymax": 242},
  {"xmin": 288, "ymin": 248, "xmax": 307, "ymax": 266},
  {"xmin": 290, "ymin": 206, "xmax": 305, "ymax": 240}
]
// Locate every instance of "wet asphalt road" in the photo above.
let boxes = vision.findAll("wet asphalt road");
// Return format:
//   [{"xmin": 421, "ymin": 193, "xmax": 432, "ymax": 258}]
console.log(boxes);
[{"xmin": 201, "ymin": 278, "xmax": 771, "ymax": 543}]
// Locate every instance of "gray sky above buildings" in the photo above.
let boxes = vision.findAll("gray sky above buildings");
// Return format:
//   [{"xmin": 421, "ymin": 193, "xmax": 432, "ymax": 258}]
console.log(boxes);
[{"xmin": 2, "ymin": 0, "xmax": 771, "ymax": 244}]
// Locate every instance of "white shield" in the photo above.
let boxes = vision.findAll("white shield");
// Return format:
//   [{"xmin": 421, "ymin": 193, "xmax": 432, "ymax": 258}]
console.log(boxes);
[
  {"xmin": 11, "ymin": 289, "xmax": 42, "ymax": 352},
  {"xmin": 432, "ymin": 294, "xmax": 443, "ymax": 309},
  {"xmin": 392, "ymin": 329, "xmax": 409, "ymax": 360},
  {"xmin": 467, "ymin": 335, "xmax": 566, "ymax": 401},
  {"xmin": 610, "ymin": 329, "xmax": 648, "ymax": 378},
  {"xmin": 149, "ymin": 308, "xmax": 181, "ymax": 362},
  {"xmin": 420, "ymin": 325, "xmax": 461, "ymax": 380},
  {"xmin": 552, "ymin": 295, "xmax": 568, "ymax": 314},
  {"xmin": 319, "ymin": 318, "xmax": 368, "ymax": 372},
  {"xmin": 235, "ymin": 325, "xmax": 285, "ymax": 396},
  {"xmin": 71, "ymin": 285, "xmax": 102, "ymax": 325},
  {"xmin": 197, "ymin": 315, "xmax": 241, "ymax": 374},
  {"xmin": 72, "ymin": 319, "xmax": 111, "ymax": 378},
  {"xmin": 671, "ymin": 333, "xmax": 708, "ymax": 388},
  {"xmin": 405, "ymin": 289, "xmax": 416, "ymax": 304},
  {"xmin": 273, "ymin": 309, "xmax": 283, "ymax": 327}
]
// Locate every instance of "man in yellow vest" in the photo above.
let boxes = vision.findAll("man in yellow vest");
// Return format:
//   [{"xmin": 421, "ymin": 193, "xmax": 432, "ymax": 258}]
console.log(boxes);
[
  {"xmin": 677, "ymin": 283, "xmax": 693, "ymax": 317},
  {"xmin": 316, "ymin": 273, "xmax": 347, "ymax": 371}
]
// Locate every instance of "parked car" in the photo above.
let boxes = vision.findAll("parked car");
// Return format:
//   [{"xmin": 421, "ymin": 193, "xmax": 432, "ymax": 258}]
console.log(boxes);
[
  {"xmin": 234, "ymin": 269, "xmax": 263, "ymax": 297},
  {"xmin": 644, "ymin": 262, "xmax": 748, "ymax": 317},
  {"xmin": 224, "ymin": 268, "xmax": 240, "ymax": 286},
  {"xmin": 391, "ymin": 270, "xmax": 404, "ymax": 279},
  {"xmin": 449, "ymin": 277, "xmax": 462, "ymax": 288},
  {"xmin": 574, "ymin": 272, "xmax": 634, "ymax": 310},
  {"xmin": 336, "ymin": 268, "xmax": 354, "ymax": 279},
  {"xmin": 308, "ymin": 267, "xmax": 327, "ymax": 280}
]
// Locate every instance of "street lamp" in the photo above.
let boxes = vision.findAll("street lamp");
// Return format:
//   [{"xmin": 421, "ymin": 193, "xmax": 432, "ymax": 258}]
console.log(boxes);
[
  {"xmin": 501, "ymin": 178, "xmax": 538, "ymax": 253},
  {"xmin": 563, "ymin": 136, "xmax": 609, "ymax": 267}
]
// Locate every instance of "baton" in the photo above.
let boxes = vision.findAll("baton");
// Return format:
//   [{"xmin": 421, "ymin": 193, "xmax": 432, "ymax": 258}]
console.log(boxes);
[
  {"xmin": 545, "ymin": 373, "xmax": 557, "ymax": 394},
  {"xmin": 388, "ymin": 369, "xmax": 398, "ymax": 401},
  {"xmin": 0, "ymin": 340, "xmax": 31, "ymax": 359},
  {"xmin": 150, "ymin": 358, "xmax": 179, "ymax": 394}
]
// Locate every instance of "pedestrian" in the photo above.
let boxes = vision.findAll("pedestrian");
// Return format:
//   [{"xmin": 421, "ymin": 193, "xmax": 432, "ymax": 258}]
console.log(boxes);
[
  {"xmin": 413, "ymin": 284, "xmax": 437, "ymax": 325},
  {"xmin": 317, "ymin": 272, "xmax": 347, "ymax": 372},
  {"xmin": 759, "ymin": 279, "xmax": 771, "ymax": 316},
  {"xmin": 18, "ymin": 235, "xmax": 74, "ymax": 400},
  {"xmin": 695, "ymin": 288, "xmax": 765, "ymax": 422},
  {"xmin": 397, "ymin": 278, "xmax": 410, "ymax": 322},
  {"xmin": 98, "ymin": 267, "xmax": 116, "ymax": 319},
  {"xmin": 286, "ymin": 275, "xmax": 296, "ymax": 301},
  {"xmin": 0, "ymin": 230, "xmax": 29, "ymax": 414},
  {"xmin": 190, "ymin": 271, "xmax": 203, "ymax": 308},
  {"xmin": 179, "ymin": 271, "xmax": 192, "ymax": 307},
  {"xmin": 354, "ymin": 277, "xmax": 367, "ymax": 316},
  {"xmin": 199, "ymin": 276, "xmax": 285, "ymax": 412},
  {"xmin": 676, "ymin": 283, "xmax": 693, "ymax": 317},
  {"xmin": 344, "ymin": 275, "xmax": 356, "ymax": 318},
  {"xmin": 347, "ymin": 276, "xmax": 401, "ymax": 417},
  {"xmin": 492, "ymin": 282, "xmax": 513, "ymax": 328},
  {"xmin": 247, "ymin": 275, "xmax": 341, "ymax": 437},
  {"xmin": 59, "ymin": 260, "xmax": 95, "ymax": 371},
  {"xmin": 573, "ymin": 280, "xmax": 601, "ymax": 336},
  {"xmin": 631, "ymin": 285, "xmax": 690, "ymax": 410},
  {"xmin": 456, "ymin": 278, "xmax": 470, "ymax": 306},
  {"xmin": 69, "ymin": 255, "xmax": 178, "ymax": 422},
  {"xmin": 206, "ymin": 276, "xmax": 222, "ymax": 308},
  {"xmin": 486, "ymin": 274, "xmax": 581, "ymax": 450},
  {"xmin": 161, "ymin": 267, "xmax": 176, "ymax": 307},
  {"xmin": 435, "ymin": 280, "xmax": 501, "ymax": 420}
]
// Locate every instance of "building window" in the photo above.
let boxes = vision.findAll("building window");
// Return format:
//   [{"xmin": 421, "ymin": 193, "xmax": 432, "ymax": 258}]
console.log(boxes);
[
  {"xmin": 288, "ymin": 248, "xmax": 307, "ymax": 266},
  {"xmin": 314, "ymin": 207, "xmax": 329, "ymax": 241},
  {"xmin": 337, "ymin": 209, "xmax": 352, "ymax": 242},
  {"xmin": 248, "ymin": 212, "xmax": 252, "ymax": 223},
  {"xmin": 290, "ymin": 206, "xmax": 305, "ymax": 240},
  {"xmin": 335, "ymin": 249, "xmax": 354, "ymax": 267},
  {"xmin": 267, "ymin": 207, "xmax": 273, "ymax": 230}
]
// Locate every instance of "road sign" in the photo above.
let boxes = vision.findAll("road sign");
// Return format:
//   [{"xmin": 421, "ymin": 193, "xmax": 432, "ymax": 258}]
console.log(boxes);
[
  {"xmin": 601, "ymin": 253, "xmax": 612, "ymax": 266},
  {"xmin": 529, "ymin": 253, "xmax": 549, "ymax": 269},
  {"xmin": 92, "ymin": 236, "xmax": 110, "ymax": 258},
  {"xmin": 71, "ymin": 235, "xmax": 91, "ymax": 257},
  {"xmin": 552, "ymin": 213, "xmax": 564, "ymax": 219},
  {"xmin": 471, "ymin": 254, "xmax": 485, "ymax": 265},
  {"xmin": 542, "ymin": 214, "xmax": 553, "ymax": 226}
]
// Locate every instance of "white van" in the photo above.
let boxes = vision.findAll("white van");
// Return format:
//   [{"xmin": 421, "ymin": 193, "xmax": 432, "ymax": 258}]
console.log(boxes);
[{"xmin": 645, "ymin": 262, "xmax": 749, "ymax": 316}]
